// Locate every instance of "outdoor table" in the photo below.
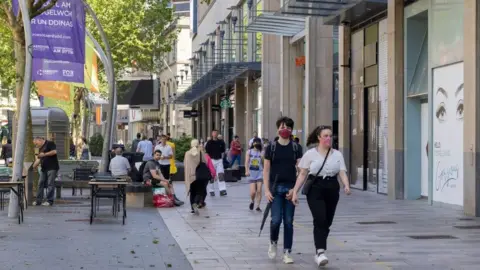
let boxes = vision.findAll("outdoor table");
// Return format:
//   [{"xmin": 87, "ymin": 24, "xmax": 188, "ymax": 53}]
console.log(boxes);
[
  {"xmin": 88, "ymin": 180, "xmax": 128, "ymax": 225},
  {"xmin": 0, "ymin": 181, "xmax": 25, "ymax": 224}
]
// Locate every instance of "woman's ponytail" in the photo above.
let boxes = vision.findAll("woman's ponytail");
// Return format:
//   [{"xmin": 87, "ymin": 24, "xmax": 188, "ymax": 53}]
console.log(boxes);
[{"xmin": 306, "ymin": 126, "xmax": 321, "ymax": 147}]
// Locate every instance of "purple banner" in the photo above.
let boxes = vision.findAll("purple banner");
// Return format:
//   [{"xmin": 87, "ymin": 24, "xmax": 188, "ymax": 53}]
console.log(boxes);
[
  {"xmin": 32, "ymin": 58, "xmax": 84, "ymax": 83},
  {"xmin": 13, "ymin": 0, "xmax": 86, "ymax": 65}
]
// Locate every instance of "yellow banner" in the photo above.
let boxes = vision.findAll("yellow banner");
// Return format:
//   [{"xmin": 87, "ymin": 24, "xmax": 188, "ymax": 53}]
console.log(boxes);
[{"xmin": 36, "ymin": 81, "xmax": 72, "ymax": 101}]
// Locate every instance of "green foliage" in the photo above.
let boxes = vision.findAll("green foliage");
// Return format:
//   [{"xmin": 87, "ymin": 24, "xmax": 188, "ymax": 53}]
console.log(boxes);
[
  {"xmin": 172, "ymin": 135, "xmax": 193, "ymax": 163},
  {"xmin": 0, "ymin": 22, "xmax": 15, "ymax": 95},
  {"xmin": 89, "ymin": 133, "xmax": 104, "ymax": 156},
  {"xmin": 200, "ymin": 0, "xmax": 212, "ymax": 4},
  {"xmin": 86, "ymin": 0, "xmax": 177, "ymax": 79}
]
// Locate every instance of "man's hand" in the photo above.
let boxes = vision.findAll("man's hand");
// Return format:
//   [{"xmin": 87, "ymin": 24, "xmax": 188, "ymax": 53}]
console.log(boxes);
[
  {"xmin": 265, "ymin": 189, "xmax": 274, "ymax": 202},
  {"xmin": 286, "ymin": 189, "xmax": 294, "ymax": 200},
  {"xmin": 37, "ymin": 153, "xmax": 45, "ymax": 158}
]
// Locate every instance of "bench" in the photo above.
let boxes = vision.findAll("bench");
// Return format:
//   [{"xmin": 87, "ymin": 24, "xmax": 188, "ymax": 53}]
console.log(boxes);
[{"xmin": 125, "ymin": 183, "xmax": 153, "ymax": 208}]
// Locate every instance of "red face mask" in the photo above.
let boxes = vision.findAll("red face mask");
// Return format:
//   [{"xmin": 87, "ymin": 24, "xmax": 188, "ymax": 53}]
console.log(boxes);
[
  {"xmin": 320, "ymin": 137, "xmax": 331, "ymax": 147},
  {"xmin": 278, "ymin": 129, "xmax": 292, "ymax": 139}
]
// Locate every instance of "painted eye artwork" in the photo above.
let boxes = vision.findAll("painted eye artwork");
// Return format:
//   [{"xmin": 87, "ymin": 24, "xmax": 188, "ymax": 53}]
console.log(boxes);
[
  {"xmin": 456, "ymin": 99, "xmax": 464, "ymax": 120},
  {"xmin": 436, "ymin": 102, "xmax": 447, "ymax": 122}
]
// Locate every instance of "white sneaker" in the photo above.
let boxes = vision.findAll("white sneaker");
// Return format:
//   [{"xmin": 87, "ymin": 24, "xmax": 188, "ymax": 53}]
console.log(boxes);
[
  {"xmin": 315, "ymin": 252, "xmax": 329, "ymax": 266},
  {"xmin": 42, "ymin": 202, "xmax": 52, "ymax": 206},
  {"xmin": 268, "ymin": 242, "xmax": 277, "ymax": 259},
  {"xmin": 32, "ymin": 201, "xmax": 38, "ymax": 206},
  {"xmin": 283, "ymin": 251, "xmax": 294, "ymax": 264}
]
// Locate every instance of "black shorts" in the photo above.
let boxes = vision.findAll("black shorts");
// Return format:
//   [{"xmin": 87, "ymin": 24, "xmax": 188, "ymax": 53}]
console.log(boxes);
[{"xmin": 159, "ymin": 164, "xmax": 170, "ymax": 180}]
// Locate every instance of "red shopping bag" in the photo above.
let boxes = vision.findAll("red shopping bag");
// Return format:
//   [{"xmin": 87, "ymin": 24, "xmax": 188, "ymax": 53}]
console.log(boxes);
[{"xmin": 153, "ymin": 194, "xmax": 174, "ymax": 208}]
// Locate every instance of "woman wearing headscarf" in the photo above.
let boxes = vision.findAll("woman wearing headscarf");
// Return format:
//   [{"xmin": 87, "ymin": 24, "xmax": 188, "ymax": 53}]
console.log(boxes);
[{"xmin": 184, "ymin": 139, "xmax": 215, "ymax": 214}]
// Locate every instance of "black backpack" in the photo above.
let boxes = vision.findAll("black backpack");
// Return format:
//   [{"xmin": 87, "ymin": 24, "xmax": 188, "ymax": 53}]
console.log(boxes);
[{"xmin": 195, "ymin": 154, "xmax": 212, "ymax": 182}]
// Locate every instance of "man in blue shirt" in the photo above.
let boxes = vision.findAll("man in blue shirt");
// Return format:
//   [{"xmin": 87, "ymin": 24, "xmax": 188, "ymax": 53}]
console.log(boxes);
[{"xmin": 136, "ymin": 135, "xmax": 153, "ymax": 161}]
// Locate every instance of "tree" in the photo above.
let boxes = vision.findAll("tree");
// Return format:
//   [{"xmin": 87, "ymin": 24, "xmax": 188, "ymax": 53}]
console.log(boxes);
[
  {"xmin": 200, "ymin": 0, "xmax": 211, "ymax": 5},
  {"xmin": 86, "ymin": 0, "xmax": 177, "ymax": 79},
  {"xmin": 0, "ymin": 0, "xmax": 59, "ymax": 164}
]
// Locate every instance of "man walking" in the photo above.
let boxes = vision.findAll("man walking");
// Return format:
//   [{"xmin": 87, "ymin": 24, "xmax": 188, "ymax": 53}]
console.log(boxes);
[
  {"xmin": 230, "ymin": 135, "xmax": 242, "ymax": 168},
  {"xmin": 32, "ymin": 136, "xmax": 60, "ymax": 206},
  {"xmin": 263, "ymin": 117, "xmax": 303, "ymax": 264},
  {"xmin": 205, "ymin": 130, "xmax": 227, "ymax": 196},
  {"xmin": 136, "ymin": 135, "xmax": 153, "ymax": 161}
]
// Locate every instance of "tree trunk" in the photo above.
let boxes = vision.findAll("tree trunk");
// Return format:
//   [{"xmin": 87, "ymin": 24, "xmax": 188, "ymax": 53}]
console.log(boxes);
[
  {"xmin": 12, "ymin": 28, "xmax": 35, "ymax": 163},
  {"xmin": 73, "ymin": 87, "xmax": 84, "ymax": 159}
]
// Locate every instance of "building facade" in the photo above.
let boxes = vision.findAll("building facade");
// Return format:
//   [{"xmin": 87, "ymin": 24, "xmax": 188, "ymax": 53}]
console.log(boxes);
[{"xmin": 159, "ymin": 2, "xmax": 193, "ymax": 139}]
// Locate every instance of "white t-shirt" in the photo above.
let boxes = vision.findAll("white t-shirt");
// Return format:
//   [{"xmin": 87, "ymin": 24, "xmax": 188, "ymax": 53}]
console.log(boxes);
[
  {"xmin": 154, "ymin": 144, "xmax": 173, "ymax": 165},
  {"xmin": 298, "ymin": 148, "xmax": 347, "ymax": 177}
]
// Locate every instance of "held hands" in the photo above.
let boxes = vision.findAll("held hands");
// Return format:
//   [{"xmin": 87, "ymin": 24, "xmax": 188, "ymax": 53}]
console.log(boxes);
[
  {"xmin": 291, "ymin": 192, "xmax": 299, "ymax": 206},
  {"xmin": 265, "ymin": 189, "xmax": 274, "ymax": 202},
  {"xmin": 37, "ymin": 153, "xmax": 45, "ymax": 158},
  {"xmin": 286, "ymin": 189, "xmax": 294, "ymax": 200}
]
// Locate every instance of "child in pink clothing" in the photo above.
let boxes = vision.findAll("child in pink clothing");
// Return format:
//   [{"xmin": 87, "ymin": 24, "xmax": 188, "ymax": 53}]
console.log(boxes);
[{"xmin": 204, "ymin": 153, "xmax": 217, "ymax": 179}]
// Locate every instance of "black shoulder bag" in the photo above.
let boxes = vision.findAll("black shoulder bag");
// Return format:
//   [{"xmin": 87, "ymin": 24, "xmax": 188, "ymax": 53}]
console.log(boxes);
[{"xmin": 301, "ymin": 148, "xmax": 331, "ymax": 195}]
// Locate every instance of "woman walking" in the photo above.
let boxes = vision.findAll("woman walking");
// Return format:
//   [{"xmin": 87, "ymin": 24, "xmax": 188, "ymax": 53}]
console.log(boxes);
[
  {"xmin": 79, "ymin": 137, "xmax": 91, "ymax": 160},
  {"xmin": 291, "ymin": 125, "xmax": 351, "ymax": 267},
  {"xmin": 184, "ymin": 139, "xmax": 215, "ymax": 214},
  {"xmin": 245, "ymin": 138, "xmax": 263, "ymax": 211}
]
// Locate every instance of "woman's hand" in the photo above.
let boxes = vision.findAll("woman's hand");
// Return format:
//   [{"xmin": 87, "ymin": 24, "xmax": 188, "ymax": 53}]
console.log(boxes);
[
  {"xmin": 265, "ymin": 189, "xmax": 274, "ymax": 202},
  {"xmin": 291, "ymin": 192, "xmax": 299, "ymax": 206},
  {"xmin": 344, "ymin": 185, "xmax": 351, "ymax": 195},
  {"xmin": 245, "ymin": 170, "xmax": 250, "ymax": 177}
]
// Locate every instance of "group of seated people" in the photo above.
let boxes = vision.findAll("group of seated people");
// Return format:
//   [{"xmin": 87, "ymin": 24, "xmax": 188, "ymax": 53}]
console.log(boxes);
[{"xmin": 108, "ymin": 147, "xmax": 183, "ymax": 206}]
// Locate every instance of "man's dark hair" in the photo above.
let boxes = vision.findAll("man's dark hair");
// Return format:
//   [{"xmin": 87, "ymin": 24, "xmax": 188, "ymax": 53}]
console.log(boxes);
[
  {"xmin": 160, "ymin": 134, "xmax": 167, "ymax": 139},
  {"xmin": 136, "ymin": 133, "xmax": 141, "ymax": 139},
  {"xmin": 234, "ymin": 135, "xmax": 239, "ymax": 139},
  {"xmin": 276, "ymin": 116, "xmax": 294, "ymax": 129},
  {"xmin": 212, "ymin": 129, "xmax": 218, "ymax": 132},
  {"xmin": 7, "ymin": 139, "xmax": 11, "ymax": 144},
  {"xmin": 154, "ymin": 150, "xmax": 162, "ymax": 155},
  {"xmin": 166, "ymin": 133, "xmax": 171, "ymax": 137},
  {"xmin": 294, "ymin": 137, "xmax": 300, "ymax": 144}
]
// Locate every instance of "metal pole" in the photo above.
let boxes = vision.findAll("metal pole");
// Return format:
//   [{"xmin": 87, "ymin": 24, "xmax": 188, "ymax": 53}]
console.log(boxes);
[
  {"xmin": 86, "ymin": 30, "xmax": 116, "ymax": 147},
  {"xmin": 82, "ymin": 0, "xmax": 116, "ymax": 172},
  {"xmin": 9, "ymin": 0, "xmax": 32, "ymax": 218}
]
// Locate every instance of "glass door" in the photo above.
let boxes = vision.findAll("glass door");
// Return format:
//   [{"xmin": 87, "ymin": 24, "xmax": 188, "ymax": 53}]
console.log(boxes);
[{"xmin": 366, "ymin": 86, "xmax": 379, "ymax": 192}]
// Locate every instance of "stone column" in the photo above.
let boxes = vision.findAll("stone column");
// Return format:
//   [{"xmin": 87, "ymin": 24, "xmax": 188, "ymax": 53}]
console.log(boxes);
[
  {"xmin": 245, "ymin": 76, "xmax": 255, "ymax": 141},
  {"xmin": 234, "ymin": 81, "xmax": 246, "ymax": 143},
  {"xmin": 195, "ymin": 102, "xmax": 201, "ymax": 139},
  {"xmin": 207, "ymin": 95, "xmax": 213, "ymax": 135},
  {"xmin": 305, "ymin": 17, "xmax": 333, "ymax": 133},
  {"xmin": 214, "ymin": 93, "xmax": 221, "ymax": 130},
  {"xmin": 280, "ymin": 37, "xmax": 303, "ymax": 129},
  {"xmin": 223, "ymin": 87, "xmax": 231, "ymax": 144},
  {"xmin": 387, "ymin": 0, "xmax": 404, "ymax": 200},
  {"xmin": 201, "ymin": 99, "xmax": 207, "ymax": 140},
  {"xmin": 338, "ymin": 24, "xmax": 351, "ymax": 170},
  {"xmin": 464, "ymin": 0, "xmax": 480, "ymax": 216},
  {"xmin": 261, "ymin": 0, "xmax": 282, "ymax": 140}
]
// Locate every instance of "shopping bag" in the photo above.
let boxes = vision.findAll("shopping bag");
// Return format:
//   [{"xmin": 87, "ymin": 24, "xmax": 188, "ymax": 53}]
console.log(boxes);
[{"xmin": 153, "ymin": 194, "xmax": 174, "ymax": 208}]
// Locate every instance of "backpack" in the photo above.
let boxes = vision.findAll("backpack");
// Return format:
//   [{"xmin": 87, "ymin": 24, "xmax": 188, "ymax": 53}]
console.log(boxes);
[{"xmin": 195, "ymin": 154, "xmax": 212, "ymax": 182}]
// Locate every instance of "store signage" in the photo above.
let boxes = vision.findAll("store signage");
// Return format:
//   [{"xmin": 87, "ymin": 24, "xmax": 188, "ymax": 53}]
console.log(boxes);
[
  {"xmin": 295, "ymin": 56, "xmax": 305, "ymax": 67},
  {"xmin": 220, "ymin": 99, "xmax": 232, "ymax": 109},
  {"xmin": 432, "ymin": 62, "xmax": 464, "ymax": 206},
  {"xmin": 212, "ymin": 104, "xmax": 221, "ymax": 111},
  {"xmin": 129, "ymin": 109, "xmax": 143, "ymax": 122},
  {"xmin": 184, "ymin": 110, "xmax": 199, "ymax": 118}
]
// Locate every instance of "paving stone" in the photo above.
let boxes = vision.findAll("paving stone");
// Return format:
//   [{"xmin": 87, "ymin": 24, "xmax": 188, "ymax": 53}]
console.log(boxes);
[{"xmin": 158, "ymin": 180, "xmax": 480, "ymax": 269}]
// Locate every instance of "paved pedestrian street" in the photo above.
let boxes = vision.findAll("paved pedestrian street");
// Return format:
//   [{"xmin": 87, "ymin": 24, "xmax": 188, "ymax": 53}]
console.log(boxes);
[
  {"xmin": 1, "ymin": 182, "xmax": 480, "ymax": 270},
  {"xmin": 160, "ymin": 181, "xmax": 480, "ymax": 270}
]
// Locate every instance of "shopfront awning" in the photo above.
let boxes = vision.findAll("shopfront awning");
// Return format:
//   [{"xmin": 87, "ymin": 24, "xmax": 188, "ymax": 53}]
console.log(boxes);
[
  {"xmin": 175, "ymin": 62, "xmax": 261, "ymax": 104},
  {"xmin": 323, "ymin": 0, "xmax": 387, "ymax": 26},
  {"xmin": 246, "ymin": 12, "xmax": 305, "ymax": 36},
  {"xmin": 280, "ymin": 0, "xmax": 361, "ymax": 17}
]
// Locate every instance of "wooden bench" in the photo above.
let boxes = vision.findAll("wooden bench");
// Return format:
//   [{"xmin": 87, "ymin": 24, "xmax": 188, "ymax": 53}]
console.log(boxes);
[{"xmin": 125, "ymin": 183, "xmax": 153, "ymax": 208}]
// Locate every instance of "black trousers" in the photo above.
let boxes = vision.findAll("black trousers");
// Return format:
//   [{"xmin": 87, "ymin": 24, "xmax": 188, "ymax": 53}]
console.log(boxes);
[
  {"xmin": 306, "ymin": 178, "xmax": 340, "ymax": 251},
  {"xmin": 189, "ymin": 178, "xmax": 209, "ymax": 210},
  {"xmin": 159, "ymin": 164, "xmax": 170, "ymax": 180}
]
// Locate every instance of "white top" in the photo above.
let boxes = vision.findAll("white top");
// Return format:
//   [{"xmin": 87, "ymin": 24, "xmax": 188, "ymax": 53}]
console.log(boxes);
[
  {"xmin": 154, "ymin": 144, "xmax": 173, "ymax": 165},
  {"xmin": 109, "ymin": 155, "xmax": 131, "ymax": 176},
  {"xmin": 298, "ymin": 148, "xmax": 347, "ymax": 177}
]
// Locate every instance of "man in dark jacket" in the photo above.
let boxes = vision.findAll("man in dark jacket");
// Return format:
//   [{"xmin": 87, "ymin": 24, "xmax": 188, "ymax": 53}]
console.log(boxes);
[
  {"xmin": 1, "ymin": 139, "xmax": 12, "ymax": 166},
  {"xmin": 131, "ymin": 133, "xmax": 141, "ymax": 153}
]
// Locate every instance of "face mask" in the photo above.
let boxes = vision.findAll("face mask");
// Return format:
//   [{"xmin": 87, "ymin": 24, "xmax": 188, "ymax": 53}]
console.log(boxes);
[
  {"xmin": 320, "ymin": 137, "xmax": 332, "ymax": 146},
  {"xmin": 278, "ymin": 129, "xmax": 292, "ymax": 139}
]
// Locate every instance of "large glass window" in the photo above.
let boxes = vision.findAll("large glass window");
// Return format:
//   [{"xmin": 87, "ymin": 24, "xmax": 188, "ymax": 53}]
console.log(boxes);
[
  {"xmin": 242, "ymin": 1, "xmax": 248, "ymax": 62},
  {"xmin": 255, "ymin": 0, "xmax": 262, "ymax": 61},
  {"xmin": 253, "ymin": 80, "xmax": 262, "ymax": 135}
]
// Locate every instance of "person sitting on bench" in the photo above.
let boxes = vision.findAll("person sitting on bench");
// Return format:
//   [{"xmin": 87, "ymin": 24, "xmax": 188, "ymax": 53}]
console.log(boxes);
[
  {"xmin": 142, "ymin": 150, "xmax": 184, "ymax": 206},
  {"xmin": 109, "ymin": 147, "xmax": 131, "ymax": 179}
]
